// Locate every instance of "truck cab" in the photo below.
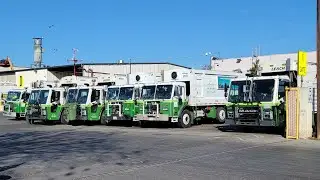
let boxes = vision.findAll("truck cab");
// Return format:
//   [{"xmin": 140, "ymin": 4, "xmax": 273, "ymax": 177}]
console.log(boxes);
[
  {"xmin": 104, "ymin": 72, "xmax": 162, "ymax": 125},
  {"xmin": 60, "ymin": 76, "xmax": 97, "ymax": 124},
  {"xmin": 225, "ymin": 76, "xmax": 291, "ymax": 127},
  {"xmin": 25, "ymin": 81, "xmax": 62, "ymax": 124},
  {"xmin": 44, "ymin": 87, "xmax": 66, "ymax": 122},
  {"xmin": 3, "ymin": 88, "xmax": 30, "ymax": 119},
  {"xmin": 224, "ymin": 59, "xmax": 297, "ymax": 129},
  {"xmin": 136, "ymin": 81, "xmax": 187, "ymax": 126}
]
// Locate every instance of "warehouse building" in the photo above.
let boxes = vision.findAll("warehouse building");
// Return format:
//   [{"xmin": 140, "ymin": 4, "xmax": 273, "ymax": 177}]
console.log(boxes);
[
  {"xmin": 211, "ymin": 51, "xmax": 317, "ymax": 85},
  {"xmin": 0, "ymin": 62, "xmax": 190, "ymax": 88}
]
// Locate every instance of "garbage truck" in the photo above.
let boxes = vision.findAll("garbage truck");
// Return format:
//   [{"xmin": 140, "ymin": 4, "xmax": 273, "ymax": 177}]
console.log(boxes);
[
  {"xmin": 41, "ymin": 75, "xmax": 95, "ymax": 124},
  {"xmin": 224, "ymin": 58, "xmax": 306, "ymax": 129},
  {"xmin": 61, "ymin": 74, "xmax": 127, "ymax": 124},
  {"xmin": 104, "ymin": 72, "xmax": 162, "ymax": 125},
  {"xmin": 25, "ymin": 81, "xmax": 62, "ymax": 124},
  {"xmin": 3, "ymin": 88, "xmax": 31, "ymax": 119},
  {"xmin": 136, "ymin": 69, "xmax": 244, "ymax": 128}
]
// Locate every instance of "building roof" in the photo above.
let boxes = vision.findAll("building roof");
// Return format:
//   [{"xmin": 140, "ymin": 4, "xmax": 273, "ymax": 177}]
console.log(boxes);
[{"xmin": 0, "ymin": 62, "xmax": 191, "ymax": 74}]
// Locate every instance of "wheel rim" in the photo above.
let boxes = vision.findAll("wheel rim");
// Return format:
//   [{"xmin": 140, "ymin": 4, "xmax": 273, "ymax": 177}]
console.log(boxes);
[
  {"xmin": 182, "ymin": 113, "xmax": 190, "ymax": 125},
  {"xmin": 219, "ymin": 110, "xmax": 226, "ymax": 120}
]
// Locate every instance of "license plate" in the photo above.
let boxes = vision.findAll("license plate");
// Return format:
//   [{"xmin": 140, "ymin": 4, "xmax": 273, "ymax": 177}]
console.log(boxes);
[{"xmin": 113, "ymin": 116, "xmax": 117, "ymax": 120}]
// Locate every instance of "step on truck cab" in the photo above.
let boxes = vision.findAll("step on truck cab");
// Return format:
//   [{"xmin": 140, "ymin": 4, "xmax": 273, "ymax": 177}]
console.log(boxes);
[
  {"xmin": 26, "ymin": 81, "xmax": 62, "ymax": 124},
  {"xmin": 104, "ymin": 72, "xmax": 162, "ymax": 125},
  {"xmin": 136, "ymin": 69, "xmax": 244, "ymax": 128},
  {"xmin": 3, "ymin": 88, "xmax": 31, "ymax": 119}
]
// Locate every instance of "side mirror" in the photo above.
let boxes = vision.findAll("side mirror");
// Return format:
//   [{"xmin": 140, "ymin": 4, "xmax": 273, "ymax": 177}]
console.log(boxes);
[{"xmin": 224, "ymin": 84, "xmax": 228, "ymax": 97}]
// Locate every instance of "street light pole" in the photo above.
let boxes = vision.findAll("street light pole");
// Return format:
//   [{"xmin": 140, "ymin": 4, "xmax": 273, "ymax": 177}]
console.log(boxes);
[{"xmin": 316, "ymin": 0, "xmax": 320, "ymax": 138}]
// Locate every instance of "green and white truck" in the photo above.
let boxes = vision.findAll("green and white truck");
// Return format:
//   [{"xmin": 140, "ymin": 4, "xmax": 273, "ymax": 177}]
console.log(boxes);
[
  {"xmin": 224, "ymin": 60, "xmax": 302, "ymax": 129},
  {"xmin": 61, "ymin": 74, "xmax": 127, "ymax": 124},
  {"xmin": 3, "ymin": 88, "xmax": 31, "ymax": 119},
  {"xmin": 224, "ymin": 75, "xmax": 291, "ymax": 128},
  {"xmin": 104, "ymin": 72, "xmax": 162, "ymax": 125},
  {"xmin": 25, "ymin": 81, "xmax": 63, "ymax": 124},
  {"xmin": 136, "ymin": 69, "xmax": 243, "ymax": 128}
]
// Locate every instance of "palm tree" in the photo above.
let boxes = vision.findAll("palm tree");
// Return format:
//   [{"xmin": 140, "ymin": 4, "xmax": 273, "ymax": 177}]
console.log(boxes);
[{"xmin": 247, "ymin": 59, "xmax": 262, "ymax": 76}]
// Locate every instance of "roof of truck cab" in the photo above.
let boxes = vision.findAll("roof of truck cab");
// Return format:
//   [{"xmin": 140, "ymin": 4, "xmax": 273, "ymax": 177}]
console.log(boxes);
[{"xmin": 142, "ymin": 82, "xmax": 185, "ymax": 86}]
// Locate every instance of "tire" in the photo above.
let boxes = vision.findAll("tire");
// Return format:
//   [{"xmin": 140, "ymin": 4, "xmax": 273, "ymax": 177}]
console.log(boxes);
[
  {"xmin": 216, "ymin": 107, "xmax": 226, "ymax": 123},
  {"xmin": 100, "ymin": 110, "xmax": 106, "ymax": 125},
  {"xmin": 177, "ymin": 109, "xmax": 193, "ymax": 128},
  {"xmin": 60, "ymin": 110, "xmax": 69, "ymax": 125},
  {"xmin": 26, "ymin": 116, "xmax": 33, "ymax": 125},
  {"xmin": 140, "ymin": 120, "xmax": 148, "ymax": 128}
]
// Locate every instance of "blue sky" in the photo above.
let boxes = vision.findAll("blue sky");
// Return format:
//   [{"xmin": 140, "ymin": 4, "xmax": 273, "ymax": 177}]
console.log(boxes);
[{"xmin": 0, "ymin": 0, "xmax": 316, "ymax": 68}]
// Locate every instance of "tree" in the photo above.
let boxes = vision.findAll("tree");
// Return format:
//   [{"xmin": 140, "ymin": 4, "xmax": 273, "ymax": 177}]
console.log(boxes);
[{"xmin": 247, "ymin": 59, "xmax": 262, "ymax": 76}]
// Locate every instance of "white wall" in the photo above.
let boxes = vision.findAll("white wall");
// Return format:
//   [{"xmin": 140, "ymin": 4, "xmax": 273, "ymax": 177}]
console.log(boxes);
[
  {"xmin": 15, "ymin": 69, "xmax": 48, "ymax": 88},
  {"xmin": 0, "ymin": 72, "xmax": 15, "ymax": 83},
  {"xmin": 82, "ymin": 64, "xmax": 188, "ymax": 77},
  {"xmin": 212, "ymin": 51, "xmax": 317, "ymax": 85}
]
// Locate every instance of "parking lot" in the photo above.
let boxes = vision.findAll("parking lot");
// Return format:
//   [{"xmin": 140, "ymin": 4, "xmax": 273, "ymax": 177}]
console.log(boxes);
[{"xmin": 0, "ymin": 115, "xmax": 320, "ymax": 180}]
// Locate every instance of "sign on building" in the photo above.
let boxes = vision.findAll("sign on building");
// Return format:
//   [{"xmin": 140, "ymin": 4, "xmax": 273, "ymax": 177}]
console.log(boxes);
[{"xmin": 298, "ymin": 51, "xmax": 307, "ymax": 76}]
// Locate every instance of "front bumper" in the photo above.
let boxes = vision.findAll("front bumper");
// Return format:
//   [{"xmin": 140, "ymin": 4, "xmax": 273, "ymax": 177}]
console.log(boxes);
[
  {"xmin": 3, "ymin": 111, "xmax": 17, "ymax": 117},
  {"xmin": 136, "ymin": 114, "xmax": 178, "ymax": 122},
  {"xmin": 27, "ymin": 114, "xmax": 46, "ymax": 121},
  {"xmin": 225, "ymin": 118, "xmax": 275, "ymax": 127},
  {"xmin": 106, "ymin": 114, "xmax": 131, "ymax": 121}
]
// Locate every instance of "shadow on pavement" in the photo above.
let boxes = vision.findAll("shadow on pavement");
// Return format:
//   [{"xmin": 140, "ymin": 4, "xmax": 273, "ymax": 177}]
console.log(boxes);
[
  {"xmin": 0, "ymin": 163, "xmax": 24, "ymax": 180},
  {"xmin": 216, "ymin": 125, "xmax": 284, "ymax": 136},
  {"xmin": 0, "ymin": 130, "xmax": 148, "ymax": 178}
]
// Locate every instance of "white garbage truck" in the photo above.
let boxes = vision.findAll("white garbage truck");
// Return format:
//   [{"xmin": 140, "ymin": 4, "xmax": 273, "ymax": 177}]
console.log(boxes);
[
  {"xmin": 61, "ymin": 74, "xmax": 127, "ymax": 124},
  {"xmin": 136, "ymin": 69, "xmax": 244, "ymax": 128},
  {"xmin": 104, "ymin": 72, "xmax": 163, "ymax": 124}
]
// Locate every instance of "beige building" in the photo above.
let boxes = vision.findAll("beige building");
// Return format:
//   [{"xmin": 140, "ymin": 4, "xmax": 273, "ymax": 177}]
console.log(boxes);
[{"xmin": 0, "ymin": 62, "xmax": 190, "ymax": 88}]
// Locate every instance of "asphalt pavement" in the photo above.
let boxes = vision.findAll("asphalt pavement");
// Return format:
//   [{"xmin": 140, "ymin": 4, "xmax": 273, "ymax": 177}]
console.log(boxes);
[{"xmin": 0, "ymin": 114, "xmax": 319, "ymax": 180}]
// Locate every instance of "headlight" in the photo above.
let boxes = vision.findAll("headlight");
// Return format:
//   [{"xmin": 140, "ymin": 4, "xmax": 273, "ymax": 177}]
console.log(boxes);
[
  {"xmin": 81, "ymin": 108, "xmax": 86, "ymax": 116},
  {"xmin": 42, "ymin": 109, "xmax": 46, "ymax": 115},
  {"xmin": 263, "ymin": 108, "xmax": 273, "ymax": 119}
]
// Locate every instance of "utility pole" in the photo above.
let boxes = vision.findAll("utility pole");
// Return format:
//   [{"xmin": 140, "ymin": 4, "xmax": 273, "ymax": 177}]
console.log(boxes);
[
  {"xmin": 317, "ymin": 0, "xmax": 320, "ymax": 138},
  {"xmin": 68, "ymin": 48, "xmax": 82, "ymax": 76}
]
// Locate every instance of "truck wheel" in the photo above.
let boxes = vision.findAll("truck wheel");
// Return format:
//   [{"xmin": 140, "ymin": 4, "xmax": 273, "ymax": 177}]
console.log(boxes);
[
  {"xmin": 140, "ymin": 120, "xmax": 148, "ymax": 128},
  {"xmin": 26, "ymin": 116, "xmax": 33, "ymax": 125},
  {"xmin": 216, "ymin": 107, "xmax": 226, "ymax": 123},
  {"xmin": 100, "ymin": 110, "xmax": 106, "ymax": 125},
  {"xmin": 60, "ymin": 111, "xmax": 69, "ymax": 125},
  {"xmin": 178, "ymin": 109, "xmax": 193, "ymax": 128}
]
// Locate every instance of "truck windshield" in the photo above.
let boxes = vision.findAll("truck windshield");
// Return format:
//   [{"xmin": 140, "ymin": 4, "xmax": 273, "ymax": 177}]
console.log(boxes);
[
  {"xmin": 141, "ymin": 85, "xmax": 155, "ymax": 99},
  {"xmin": 106, "ymin": 87, "xmax": 119, "ymax": 100},
  {"xmin": 6, "ymin": 91, "xmax": 21, "ymax": 101},
  {"xmin": 66, "ymin": 89, "xmax": 78, "ymax": 103},
  {"xmin": 39, "ymin": 90, "xmax": 49, "ymax": 104},
  {"xmin": 252, "ymin": 79, "xmax": 275, "ymax": 102},
  {"xmin": 119, "ymin": 87, "xmax": 134, "ymax": 100},
  {"xmin": 77, "ymin": 89, "xmax": 89, "ymax": 104},
  {"xmin": 155, "ymin": 85, "xmax": 173, "ymax": 99},
  {"xmin": 28, "ymin": 90, "xmax": 40, "ymax": 104},
  {"xmin": 228, "ymin": 80, "xmax": 251, "ymax": 103}
]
